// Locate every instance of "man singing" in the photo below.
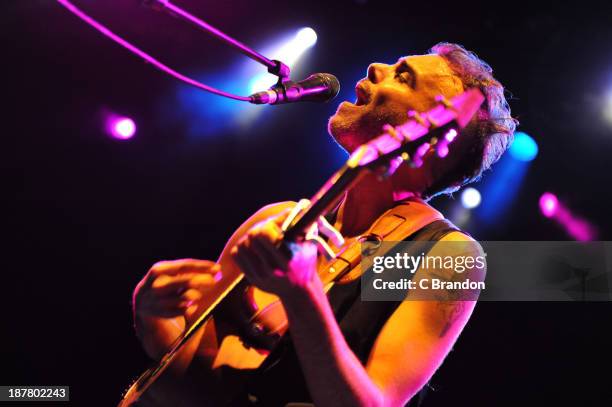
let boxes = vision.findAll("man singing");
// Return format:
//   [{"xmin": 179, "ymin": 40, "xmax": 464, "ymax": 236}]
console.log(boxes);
[{"xmin": 132, "ymin": 43, "xmax": 515, "ymax": 406}]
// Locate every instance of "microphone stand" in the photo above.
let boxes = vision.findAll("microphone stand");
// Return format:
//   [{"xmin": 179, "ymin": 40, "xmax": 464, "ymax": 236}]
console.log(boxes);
[{"xmin": 144, "ymin": 0, "xmax": 291, "ymax": 84}]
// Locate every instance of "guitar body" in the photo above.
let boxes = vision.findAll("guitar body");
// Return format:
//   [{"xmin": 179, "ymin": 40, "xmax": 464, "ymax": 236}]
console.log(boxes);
[
  {"xmin": 117, "ymin": 88, "xmax": 485, "ymax": 407},
  {"xmin": 207, "ymin": 201, "xmax": 297, "ymax": 366},
  {"xmin": 120, "ymin": 202, "xmax": 298, "ymax": 406}
]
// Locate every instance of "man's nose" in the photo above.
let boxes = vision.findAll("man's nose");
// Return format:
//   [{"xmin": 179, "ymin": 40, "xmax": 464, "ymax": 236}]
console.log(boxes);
[{"xmin": 367, "ymin": 63, "xmax": 389, "ymax": 83}]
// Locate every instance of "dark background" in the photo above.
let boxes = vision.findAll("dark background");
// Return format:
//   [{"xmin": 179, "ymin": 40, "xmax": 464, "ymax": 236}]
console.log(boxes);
[{"xmin": 3, "ymin": 0, "xmax": 612, "ymax": 405}]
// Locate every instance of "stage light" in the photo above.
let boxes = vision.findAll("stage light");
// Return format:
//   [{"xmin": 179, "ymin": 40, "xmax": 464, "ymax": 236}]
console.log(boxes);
[
  {"xmin": 114, "ymin": 118, "xmax": 136, "ymax": 139},
  {"xmin": 539, "ymin": 192, "xmax": 595, "ymax": 241},
  {"xmin": 105, "ymin": 115, "xmax": 136, "ymax": 140},
  {"xmin": 477, "ymin": 154, "xmax": 529, "ymax": 224},
  {"xmin": 477, "ymin": 131, "xmax": 536, "ymax": 224},
  {"xmin": 249, "ymin": 27, "xmax": 318, "ymax": 94},
  {"xmin": 169, "ymin": 27, "xmax": 319, "ymax": 138},
  {"xmin": 604, "ymin": 91, "xmax": 612, "ymax": 125},
  {"xmin": 509, "ymin": 131, "xmax": 538, "ymax": 162},
  {"xmin": 295, "ymin": 27, "xmax": 318, "ymax": 49},
  {"xmin": 461, "ymin": 187, "xmax": 481, "ymax": 209},
  {"xmin": 539, "ymin": 192, "xmax": 559, "ymax": 218},
  {"xmin": 540, "ymin": 193, "xmax": 592, "ymax": 240},
  {"xmin": 448, "ymin": 205, "xmax": 471, "ymax": 229}
]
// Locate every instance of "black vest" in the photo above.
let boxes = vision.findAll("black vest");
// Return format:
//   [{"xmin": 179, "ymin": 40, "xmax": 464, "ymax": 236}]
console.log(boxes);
[{"xmin": 240, "ymin": 219, "xmax": 460, "ymax": 407}]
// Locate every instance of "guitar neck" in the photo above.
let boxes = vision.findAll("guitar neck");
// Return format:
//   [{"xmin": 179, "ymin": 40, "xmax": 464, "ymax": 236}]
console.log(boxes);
[
  {"xmin": 282, "ymin": 88, "xmax": 486, "ymax": 244},
  {"xmin": 283, "ymin": 162, "xmax": 366, "ymax": 242}
]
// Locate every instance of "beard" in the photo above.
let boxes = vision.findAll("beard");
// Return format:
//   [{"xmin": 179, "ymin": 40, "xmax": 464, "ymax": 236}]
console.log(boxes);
[{"xmin": 328, "ymin": 102, "xmax": 408, "ymax": 153}]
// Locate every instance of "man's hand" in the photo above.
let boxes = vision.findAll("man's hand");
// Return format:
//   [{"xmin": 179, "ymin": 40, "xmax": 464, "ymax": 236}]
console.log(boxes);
[
  {"xmin": 230, "ymin": 211, "xmax": 320, "ymax": 299},
  {"xmin": 133, "ymin": 259, "xmax": 221, "ymax": 323}
]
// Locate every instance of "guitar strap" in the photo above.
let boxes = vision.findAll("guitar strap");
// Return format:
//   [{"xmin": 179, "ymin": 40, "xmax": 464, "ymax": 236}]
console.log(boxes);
[
  {"xmin": 253, "ymin": 200, "xmax": 450, "ymax": 407},
  {"xmin": 320, "ymin": 199, "xmax": 445, "ymax": 286}
]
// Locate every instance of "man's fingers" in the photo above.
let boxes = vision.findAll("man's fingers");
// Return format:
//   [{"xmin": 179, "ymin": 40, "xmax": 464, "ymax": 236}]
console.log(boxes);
[
  {"xmin": 149, "ymin": 259, "xmax": 220, "ymax": 278},
  {"xmin": 144, "ymin": 259, "xmax": 221, "ymax": 289},
  {"xmin": 251, "ymin": 235, "xmax": 289, "ymax": 271},
  {"xmin": 141, "ymin": 297, "xmax": 190, "ymax": 318},
  {"xmin": 232, "ymin": 244, "xmax": 266, "ymax": 284},
  {"xmin": 180, "ymin": 288, "xmax": 203, "ymax": 303},
  {"xmin": 316, "ymin": 216, "xmax": 345, "ymax": 247},
  {"xmin": 141, "ymin": 288, "xmax": 203, "ymax": 317},
  {"xmin": 274, "ymin": 207, "xmax": 295, "ymax": 227},
  {"xmin": 279, "ymin": 199, "xmax": 310, "ymax": 231},
  {"xmin": 252, "ymin": 221, "xmax": 284, "ymax": 246},
  {"xmin": 151, "ymin": 275, "xmax": 217, "ymax": 297}
]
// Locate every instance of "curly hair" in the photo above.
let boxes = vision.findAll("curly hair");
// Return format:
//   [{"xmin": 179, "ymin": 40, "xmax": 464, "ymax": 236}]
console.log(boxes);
[{"xmin": 424, "ymin": 43, "xmax": 517, "ymax": 198}]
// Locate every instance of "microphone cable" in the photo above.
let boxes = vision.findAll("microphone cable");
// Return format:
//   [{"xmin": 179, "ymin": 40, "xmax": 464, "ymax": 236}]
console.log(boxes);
[{"xmin": 56, "ymin": 0, "xmax": 253, "ymax": 102}]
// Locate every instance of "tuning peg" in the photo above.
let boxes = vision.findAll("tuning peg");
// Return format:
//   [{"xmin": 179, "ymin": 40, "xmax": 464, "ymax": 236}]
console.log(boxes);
[
  {"xmin": 435, "ymin": 128, "xmax": 458, "ymax": 158},
  {"xmin": 383, "ymin": 124, "xmax": 403, "ymax": 142},
  {"xmin": 374, "ymin": 154, "xmax": 404, "ymax": 181},
  {"xmin": 410, "ymin": 142, "xmax": 431, "ymax": 168},
  {"xmin": 435, "ymin": 94, "xmax": 453, "ymax": 109},
  {"xmin": 398, "ymin": 126, "xmax": 413, "ymax": 141},
  {"xmin": 436, "ymin": 143, "xmax": 449, "ymax": 158},
  {"xmin": 407, "ymin": 110, "xmax": 427, "ymax": 127},
  {"xmin": 387, "ymin": 155, "xmax": 404, "ymax": 177},
  {"xmin": 444, "ymin": 128, "xmax": 458, "ymax": 142}
]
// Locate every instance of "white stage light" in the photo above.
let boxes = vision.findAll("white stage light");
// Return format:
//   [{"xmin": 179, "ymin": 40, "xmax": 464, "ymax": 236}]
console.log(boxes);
[
  {"xmin": 249, "ymin": 27, "xmax": 318, "ymax": 94},
  {"xmin": 461, "ymin": 187, "xmax": 482, "ymax": 209}
]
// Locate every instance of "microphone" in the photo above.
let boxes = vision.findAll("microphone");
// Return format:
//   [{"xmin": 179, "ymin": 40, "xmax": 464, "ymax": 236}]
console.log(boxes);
[{"xmin": 249, "ymin": 73, "xmax": 340, "ymax": 105}]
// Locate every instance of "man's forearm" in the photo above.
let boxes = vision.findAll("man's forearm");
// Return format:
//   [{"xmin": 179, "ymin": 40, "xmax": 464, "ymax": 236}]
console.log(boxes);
[
  {"xmin": 135, "ymin": 314, "xmax": 183, "ymax": 360},
  {"xmin": 133, "ymin": 315, "xmax": 231, "ymax": 405},
  {"xmin": 134, "ymin": 314, "xmax": 212, "ymax": 378},
  {"xmin": 281, "ymin": 279, "xmax": 386, "ymax": 407}
]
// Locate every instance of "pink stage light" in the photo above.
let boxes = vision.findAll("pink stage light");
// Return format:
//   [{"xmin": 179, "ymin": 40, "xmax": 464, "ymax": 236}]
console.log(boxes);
[
  {"xmin": 108, "ymin": 117, "xmax": 136, "ymax": 140},
  {"xmin": 539, "ymin": 192, "xmax": 595, "ymax": 241},
  {"xmin": 539, "ymin": 192, "xmax": 559, "ymax": 218}
]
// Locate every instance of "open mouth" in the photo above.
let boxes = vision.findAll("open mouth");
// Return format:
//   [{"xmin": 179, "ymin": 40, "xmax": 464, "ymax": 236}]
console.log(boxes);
[{"xmin": 355, "ymin": 83, "xmax": 370, "ymax": 106}]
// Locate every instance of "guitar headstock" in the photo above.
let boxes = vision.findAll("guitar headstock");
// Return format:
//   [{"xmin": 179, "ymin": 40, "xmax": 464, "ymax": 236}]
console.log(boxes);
[
  {"xmin": 282, "ymin": 88, "xmax": 485, "ymax": 242},
  {"xmin": 346, "ymin": 88, "xmax": 485, "ymax": 177}
]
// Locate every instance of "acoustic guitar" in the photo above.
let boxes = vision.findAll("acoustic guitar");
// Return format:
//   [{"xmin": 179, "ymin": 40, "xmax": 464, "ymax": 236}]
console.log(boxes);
[{"xmin": 118, "ymin": 88, "xmax": 485, "ymax": 406}]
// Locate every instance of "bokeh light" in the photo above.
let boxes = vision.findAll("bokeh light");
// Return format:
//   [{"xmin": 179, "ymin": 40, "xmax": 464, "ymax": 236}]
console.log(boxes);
[
  {"xmin": 539, "ymin": 192, "xmax": 595, "ymax": 241},
  {"xmin": 461, "ymin": 187, "xmax": 482, "ymax": 209},
  {"xmin": 539, "ymin": 192, "xmax": 559, "ymax": 218},
  {"xmin": 603, "ymin": 90, "xmax": 612, "ymax": 125},
  {"xmin": 115, "ymin": 118, "xmax": 136, "ymax": 139},
  {"xmin": 509, "ymin": 131, "xmax": 538, "ymax": 162},
  {"xmin": 106, "ymin": 116, "xmax": 136, "ymax": 140}
]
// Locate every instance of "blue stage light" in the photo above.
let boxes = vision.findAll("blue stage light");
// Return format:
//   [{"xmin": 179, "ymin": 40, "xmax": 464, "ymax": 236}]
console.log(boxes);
[
  {"xmin": 509, "ymin": 131, "xmax": 538, "ymax": 162},
  {"xmin": 477, "ymin": 154, "xmax": 529, "ymax": 224},
  {"xmin": 161, "ymin": 27, "xmax": 320, "ymax": 138}
]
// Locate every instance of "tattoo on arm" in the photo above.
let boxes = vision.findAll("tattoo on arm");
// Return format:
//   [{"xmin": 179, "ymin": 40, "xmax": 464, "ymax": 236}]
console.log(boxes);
[
  {"xmin": 436, "ymin": 301, "xmax": 466, "ymax": 338},
  {"xmin": 430, "ymin": 267, "xmax": 471, "ymax": 338}
]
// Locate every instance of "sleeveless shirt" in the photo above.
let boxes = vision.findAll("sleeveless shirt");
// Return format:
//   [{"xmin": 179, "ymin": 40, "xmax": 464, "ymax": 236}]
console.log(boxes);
[{"xmin": 238, "ymin": 218, "xmax": 462, "ymax": 407}]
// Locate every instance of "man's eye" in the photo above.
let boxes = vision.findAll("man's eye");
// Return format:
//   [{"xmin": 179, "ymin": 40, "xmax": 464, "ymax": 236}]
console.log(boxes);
[{"xmin": 396, "ymin": 71, "xmax": 412, "ymax": 84}]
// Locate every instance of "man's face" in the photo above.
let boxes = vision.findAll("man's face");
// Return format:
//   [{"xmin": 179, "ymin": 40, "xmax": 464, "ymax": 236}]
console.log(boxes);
[{"xmin": 328, "ymin": 54, "xmax": 464, "ymax": 152}]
